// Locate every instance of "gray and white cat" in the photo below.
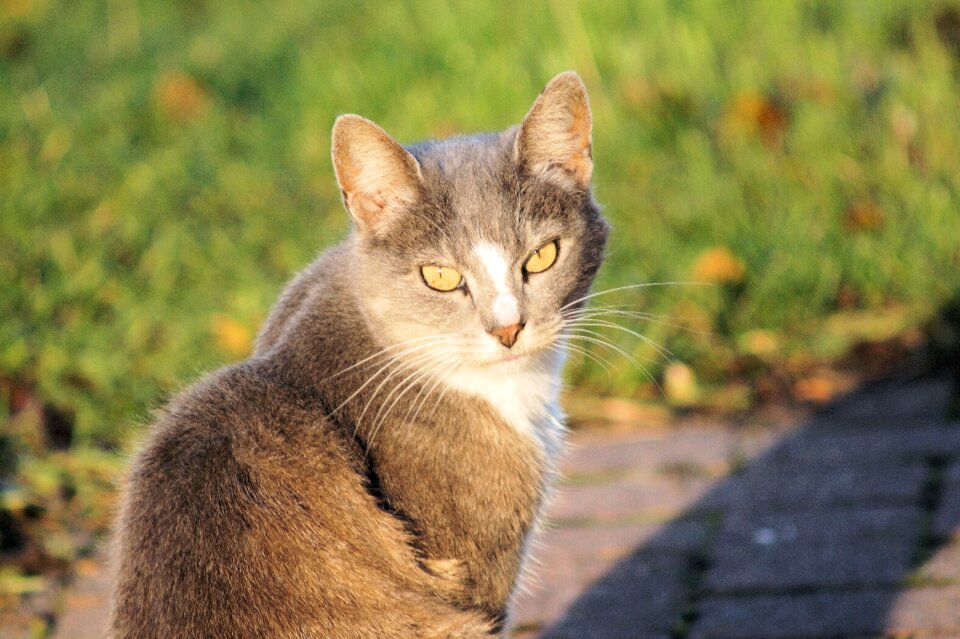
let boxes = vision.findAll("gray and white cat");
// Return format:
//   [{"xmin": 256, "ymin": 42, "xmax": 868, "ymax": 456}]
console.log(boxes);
[{"xmin": 110, "ymin": 71, "xmax": 608, "ymax": 638}]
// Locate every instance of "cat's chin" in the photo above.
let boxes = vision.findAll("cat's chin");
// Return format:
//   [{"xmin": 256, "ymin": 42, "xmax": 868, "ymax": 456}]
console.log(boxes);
[{"xmin": 476, "ymin": 344, "xmax": 558, "ymax": 371}]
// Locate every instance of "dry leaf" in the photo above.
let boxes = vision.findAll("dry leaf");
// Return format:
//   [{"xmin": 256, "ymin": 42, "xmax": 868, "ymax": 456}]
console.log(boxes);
[
  {"xmin": 212, "ymin": 315, "xmax": 251, "ymax": 359},
  {"xmin": 723, "ymin": 91, "xmax": 788, "ymax": 146},
  {"xmin": 844, "ymin": 201, "xmax": 885, "ymax": 231},
  {"xmin": 664, "ymin": 362, "xmax": 699, "ymax": 406},
  {"xmin": 739, "ymin": 329, "xmax": 779, "ymax": 357},
  {"xmin": 792, "ymin": 371, "xmax": 853, "ymax": 404},
  {"xmin": 154, "ymin": 71, "xmax": 210, "ymax": 122},
  {"xmin": 691, "ymin": 246, "xmax": 746, "ymax": 284}
]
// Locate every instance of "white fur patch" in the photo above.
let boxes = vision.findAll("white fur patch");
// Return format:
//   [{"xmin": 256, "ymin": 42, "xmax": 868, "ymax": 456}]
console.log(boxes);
[
  {"xmin": 474, "ymin": 242, "xmax": 520, "ymax": 326},
  {"xmin": 441, "ymin": 349, "xmax": 566, "ymax": 462}
]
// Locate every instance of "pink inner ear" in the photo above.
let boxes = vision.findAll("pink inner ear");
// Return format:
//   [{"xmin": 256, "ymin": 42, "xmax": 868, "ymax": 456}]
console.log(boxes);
[
  {"xmin": 332, "ymin": 114, "xmax": 423, "ymax": 231},
  {"xmin": 517, "ymin": 75, "xmax": 594, "ymax": 187},
  {"xmin": 563, "ymin": 103, "xmax": 593, "ymax": 183},
  {"xmin": 344, "ymin": 190, "xmax": 390, "ymax": 228}
]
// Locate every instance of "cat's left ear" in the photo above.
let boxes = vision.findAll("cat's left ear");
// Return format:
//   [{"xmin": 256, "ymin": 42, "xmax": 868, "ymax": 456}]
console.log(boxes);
[
  {"xmin": 515, "ymin": 71, "xmax": 593, "ymax": 190},
  {"xmin": 331, "ymin": 115, "xmax": 424, "ymax": 232}
]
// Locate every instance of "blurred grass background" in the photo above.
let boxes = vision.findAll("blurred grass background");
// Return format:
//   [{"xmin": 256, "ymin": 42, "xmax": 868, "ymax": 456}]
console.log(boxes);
[{"xmin": 2, "ymin": 0, "xmax": 960, "ymax": 629}]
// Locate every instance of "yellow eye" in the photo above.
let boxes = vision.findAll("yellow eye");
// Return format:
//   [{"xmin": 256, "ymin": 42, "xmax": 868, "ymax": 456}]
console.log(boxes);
[
  {"xmin": 420, "ymin": 264, "xmax": 464, "ymax": 292},
  {"xmin": 524, "ymin": 240, "xmax": 558, "ymax": 274}
]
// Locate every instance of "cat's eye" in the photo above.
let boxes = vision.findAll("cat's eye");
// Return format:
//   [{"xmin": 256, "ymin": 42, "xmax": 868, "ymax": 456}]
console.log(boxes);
[
  {"xmin": 524, "ymin": 240, "xmax": 559, "ymax": 275},
  {"xmin": 420, "ymin": 264, "xmax": 464, "ymax": 292}
]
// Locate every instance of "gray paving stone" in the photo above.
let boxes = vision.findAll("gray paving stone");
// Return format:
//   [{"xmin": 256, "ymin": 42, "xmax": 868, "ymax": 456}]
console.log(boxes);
[
  {"xmin": 707, "ymin": 464, "xmax": 927, "ymax": 511},
  {"xmin": 934, "ymin": 482, "xmax": 960, "ymax": 540},
  {"xmin": 704, "ymin": 508, "xmax": 922, "ymax": 593},
  {"xmin": 935, "ymin": 464, "xmax": 960, "ymax": 539},
  {"xmin": 539, "ymin": 519, "xmax": 709, "ymax": 557},
  {"xmin": 562, "ymin": 427, "xmax": 743, "ymax": 477},
  {"xmin": 716, "ymin": 506, "xmax": 923, "ymax": 546},
  {"xmin": 689, "ymin": 590, "xmax": 895, "ymax": 639},
  {"xmin": 945, "ymin": 461, "xmax": 960, "ymax": 482},
  {"xmin": 512, "ymin": 550, "xmax": 620, "ymax": 635},
  {"xmin": 823, "ymin": 376, "xmax": 955, "ymax": 421},
  {"xmin": 704, "ymin": 538, "xmax": 916, "ymax": 592},
  {"xmin": 767, "ymin": 426, "xmax": 960, "ymax": 469},
  {"xmin": 539, "ymin": 552, "xmax": 686, "ymax": 639}
]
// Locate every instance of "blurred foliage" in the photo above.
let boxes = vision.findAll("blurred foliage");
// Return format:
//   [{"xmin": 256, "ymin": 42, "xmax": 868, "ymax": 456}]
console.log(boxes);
[{"xmin": 1, "ymin": 2, "xmax": 960, "ymax": 444}]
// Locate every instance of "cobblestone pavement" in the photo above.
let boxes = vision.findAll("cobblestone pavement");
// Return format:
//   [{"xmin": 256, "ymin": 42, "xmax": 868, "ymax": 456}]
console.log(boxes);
[
  {"xmin": 511, "ymin": 372, "xmax": 960, "ymax": 639},
  {"xmin": 13, "ymin": 372, "xmax": 960, "ymax": 639}
]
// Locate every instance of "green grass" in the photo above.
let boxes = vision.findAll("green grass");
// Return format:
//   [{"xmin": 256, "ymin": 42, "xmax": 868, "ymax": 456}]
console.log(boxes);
[{"xmin": 2, "ymin": 0, "xmax": 960, "ymax": 448}]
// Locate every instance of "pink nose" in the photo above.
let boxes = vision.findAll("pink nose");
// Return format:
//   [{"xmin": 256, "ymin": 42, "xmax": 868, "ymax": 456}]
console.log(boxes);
[{"xmin": 488, "ymin": 323, "xmax": 524, "ymax": 348}]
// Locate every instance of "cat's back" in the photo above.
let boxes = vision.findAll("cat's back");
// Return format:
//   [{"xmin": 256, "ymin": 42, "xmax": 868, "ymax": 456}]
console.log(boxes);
[
  {"xmin": 110, "ymin": 359, "xmax": 470, "ymax": 638},
  {"xmin": 112, "ymin": 362, "xmax": 331, "ymax": 635}
]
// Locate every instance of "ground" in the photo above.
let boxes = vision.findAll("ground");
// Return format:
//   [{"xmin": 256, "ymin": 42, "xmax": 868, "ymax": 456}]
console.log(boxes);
[
  {"xmin": 18, "ymin": 370, "xmax": 960, "ymax": 639},
  {"xmin": 512, "ymin": 371, "xmax": 960, "ymax": 639}
]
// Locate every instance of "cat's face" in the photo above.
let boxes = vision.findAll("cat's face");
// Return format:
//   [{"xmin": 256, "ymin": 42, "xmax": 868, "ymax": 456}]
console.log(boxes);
[{"xmin": 333, "ymin": 72, "xmax": 607, "ymax": 372}]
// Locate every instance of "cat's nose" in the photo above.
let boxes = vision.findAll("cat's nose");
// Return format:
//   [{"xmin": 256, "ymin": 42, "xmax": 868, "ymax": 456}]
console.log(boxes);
[{"xmin": 489, "ymin": 322, "xmax": 525, "ymax": 349}]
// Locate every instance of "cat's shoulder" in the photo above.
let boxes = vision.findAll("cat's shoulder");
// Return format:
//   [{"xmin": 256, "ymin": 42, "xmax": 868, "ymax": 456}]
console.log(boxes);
[
  {"xmin": 256, "ymin": 241, "xmax": 355, "ymax": 353},
  {"xmin": 130, "ymin": 360, "xmax": 339, "ymax": 491}
]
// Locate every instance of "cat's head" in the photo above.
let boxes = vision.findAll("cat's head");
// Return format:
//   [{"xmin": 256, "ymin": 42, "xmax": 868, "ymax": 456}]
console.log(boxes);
[{"xmin": 331, "ymin": 71, "xmax": 608, "ymax": 372}]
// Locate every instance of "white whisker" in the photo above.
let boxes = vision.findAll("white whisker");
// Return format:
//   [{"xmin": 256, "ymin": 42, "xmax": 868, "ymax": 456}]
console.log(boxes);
[
  {"xmin": 330, "ymin": 340, "xmax": 450, "ymax": 420},
  {"xmin": 355, "ymin": 348, "xmax": 449, "ymax": 432},
  {"xmin": 368, "ymin": 351, "xmax": 457, "ymax": 442},
  {"xmin": 548, "ymin": 341, "xmax": 614, "ymax": 374},
  {"xmin": 563, "ymin": 318, "xmax": 675, "ymax": 361},
  {"xmin": 563, "ymin": 307, "xmax": 708, "ymax": 336},
  {"xmin": 317, "ymin": 335, "xmax": 450, "ymax": 387},
  {"xmin": 561, "ymin": 330, "xmax": 661, "ymax": 389},
  {"xmin": 559, "ymin": 282, "xmax": 708, "ymax": 312},
  {"xmin": 405, "ymin": 355, "xmax": 465, "ymax": 427}
]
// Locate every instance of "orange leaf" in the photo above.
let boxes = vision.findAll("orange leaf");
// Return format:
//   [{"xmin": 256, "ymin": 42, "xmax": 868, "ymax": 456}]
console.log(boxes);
[
  {"xmin": 793, "ymin": 377, "xmax": 833, "ymax": 403},
  {"xmin": 844, "ymin": 201, "xmax": 885, "ymax": 231},
  {"xmin": 212, "ymin": 315, "xmax": 252, "ymax": 359},
  {"xmin": 723, "ymin": 91, "xmax": 789, "ymax": 146},
  {"xmin": 154, "ymin": 71, "xmax": 210, "ymax": 122},
  {"xmin": 691, "ymin": 247, "xmax": 746, "ymax": 284}
]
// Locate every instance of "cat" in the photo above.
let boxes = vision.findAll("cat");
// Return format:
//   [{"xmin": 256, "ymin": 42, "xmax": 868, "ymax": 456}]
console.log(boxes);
[{"xmin": 110, "ymin": 70, "xmax": 608, "ymax": 638}]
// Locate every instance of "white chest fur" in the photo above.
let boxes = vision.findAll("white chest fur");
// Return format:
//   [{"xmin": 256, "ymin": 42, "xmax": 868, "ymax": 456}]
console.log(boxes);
[{"xmin": 440, "ymin": 350, "xmax": 567, "ymax": 465}]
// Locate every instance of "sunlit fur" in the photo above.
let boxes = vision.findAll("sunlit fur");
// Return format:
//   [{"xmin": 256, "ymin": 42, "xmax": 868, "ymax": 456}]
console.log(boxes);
[{"xmin": 110, "ymin": 72, "xmax": 607, "ymax": 638}]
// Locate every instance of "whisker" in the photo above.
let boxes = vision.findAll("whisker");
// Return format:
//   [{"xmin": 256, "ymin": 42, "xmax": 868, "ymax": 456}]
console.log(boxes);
[
  {"xmin": 368, "ymin": 351, "xmax": 456, "ymax": 440},
  {"xmin": 330, "ymin": 340, "xmax": 448, "ymax": 419},
  {"xmin": 318, "ymin": 335, "xmax": 451, "ymax": 387},
  {"xmin": 355, "ymin": 348, "xmax": 449, "ymax": 431},
  {"xmin": 425, "ymin": 356, "xmax": 469, "ymax": 422},
  {"xmin": 405, "ymin": 355, "xmax": 464, "ymax": 428},
  {"xmin": 562, "ymin": 307, "xmax": 709, "ymax": 336},
  {"xmin": 549, "ymin": 341, "xmax": 614, "ymax": 374},
  {"xmin": 561, "ymin": 330, "xmax": 661, "ymax": 390},
  {"xmin": 563, "ymin": 318, "xmax": 676, "ymax": 361},
  {"xmin": 559, "ymin": 282, "xmax": 708, "ymax": 312}
]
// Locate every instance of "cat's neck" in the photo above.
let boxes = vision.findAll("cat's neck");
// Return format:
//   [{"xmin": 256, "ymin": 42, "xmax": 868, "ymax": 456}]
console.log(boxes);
[{"xmin": 439, "ymin": 348, "xmax": 568, "ymax": 462}]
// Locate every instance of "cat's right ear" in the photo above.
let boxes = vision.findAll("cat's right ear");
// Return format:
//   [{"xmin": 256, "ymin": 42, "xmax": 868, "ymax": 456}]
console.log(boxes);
[
  {"xmin": 331, "ymin": 115, "xmax": 424, "ymax": 232},
  {"xmin": 515, "ymin": 71, "xmax": 593, "ymax": 191}
]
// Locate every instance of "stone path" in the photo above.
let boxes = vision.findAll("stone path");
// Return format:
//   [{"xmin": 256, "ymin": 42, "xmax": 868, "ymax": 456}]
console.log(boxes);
[
  {"xmin": 9, "ymin": 371, "xmax": 959, "ymax": 639},
  {"xmin": 511, "ymin": 372, "xmax": 960, "ymax": 639},
  {"xmin": 50, "ymin": 556, "xmax": 111, "ymax": 639}
]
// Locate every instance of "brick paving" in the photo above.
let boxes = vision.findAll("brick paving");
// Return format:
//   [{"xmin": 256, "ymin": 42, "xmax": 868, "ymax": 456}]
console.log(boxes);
[
  {"xmin": 4, "ymin": 372, "xmax": 958, "ymax": 638},
  {"xmin": 512, "ymin": 371, "xmax": 960, "ymax": 639}
]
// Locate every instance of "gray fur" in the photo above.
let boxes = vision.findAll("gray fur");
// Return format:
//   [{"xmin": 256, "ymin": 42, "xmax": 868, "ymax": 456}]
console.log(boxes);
[{"xmin": 110, "ymin": 71, "xmax": 607, "ymax": 638}]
